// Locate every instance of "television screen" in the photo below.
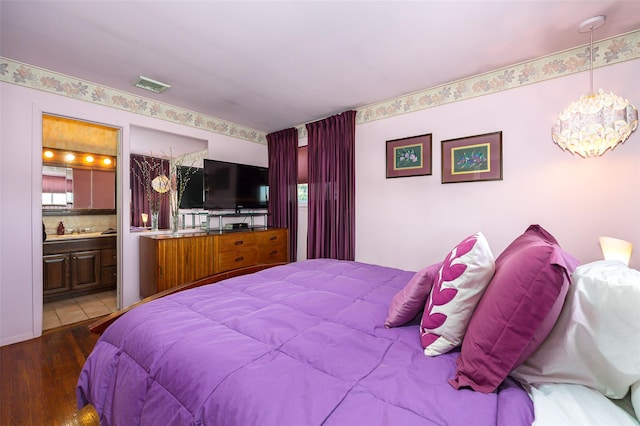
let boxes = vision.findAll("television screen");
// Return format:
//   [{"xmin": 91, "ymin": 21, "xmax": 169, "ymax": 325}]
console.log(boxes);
[
  {"xmin": 177, "ymin": 166, "xmax": 204, "ymax": 209},
  {"xmin": 203, "ymin": 159, "xmax": 268, "ymax": 211}
]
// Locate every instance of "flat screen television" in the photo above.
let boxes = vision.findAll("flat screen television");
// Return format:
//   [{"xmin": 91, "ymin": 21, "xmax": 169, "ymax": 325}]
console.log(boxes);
[
  {"xmin": 203, "ymin": 159, "xmax": 268, "ymax": 211},
  {"xmin": 177, "ymin": 166, "xmax": 204, "ymax": 209}
]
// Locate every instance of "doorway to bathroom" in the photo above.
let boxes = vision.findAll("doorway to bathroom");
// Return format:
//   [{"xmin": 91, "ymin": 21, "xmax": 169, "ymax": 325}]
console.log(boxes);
[{"xmin": 41, "ymin": 114, "xmax": 120, "ymax": 331}]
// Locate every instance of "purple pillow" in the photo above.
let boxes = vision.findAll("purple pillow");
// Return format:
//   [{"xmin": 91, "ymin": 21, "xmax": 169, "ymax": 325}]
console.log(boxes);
[
  {"xmin": 450, "ymin": 225, "xmax": 579, "ymax": 393},
  {"xmin": 385, "ymin": 262, "xmax": 442, "ymax": 328}
]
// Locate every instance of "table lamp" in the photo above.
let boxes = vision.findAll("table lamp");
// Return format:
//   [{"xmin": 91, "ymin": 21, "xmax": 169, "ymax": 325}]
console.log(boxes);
[{"xmin": 599, "ymin": 236, "xmax": 632, "ymax": 266}]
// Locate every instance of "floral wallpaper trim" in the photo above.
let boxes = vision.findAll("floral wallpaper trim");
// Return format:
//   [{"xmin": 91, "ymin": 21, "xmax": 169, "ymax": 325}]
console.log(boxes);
[
  {"xmin": 296, "ymin": 29, "xmax": 640, "ymax": 139},
  {"xmin": 176, "ymin": 150, "xmax": 208, "ymax": 166},
  {"xmin": 0, "ymin": 58, "xmax": 267, "ymax": 145},
  {"xmin": 1, "ymin": 30, "xmax": 638, "ymax": 143}
]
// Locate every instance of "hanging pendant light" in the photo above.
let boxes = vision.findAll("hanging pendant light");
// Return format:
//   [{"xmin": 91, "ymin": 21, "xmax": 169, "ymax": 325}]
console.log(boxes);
[{"xmin": 552, "ymin": 15, "xmax": 638, "ymax": 158}]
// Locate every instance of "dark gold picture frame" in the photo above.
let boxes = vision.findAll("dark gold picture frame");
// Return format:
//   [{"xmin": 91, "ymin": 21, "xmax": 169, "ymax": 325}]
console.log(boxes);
[
  {"xmin": 386, "ymin": 133, "xmax": 432, "ymax": 178},
  {"xmin": 441, "ymin": 131, "xmax": 503, "ymax": 184}
]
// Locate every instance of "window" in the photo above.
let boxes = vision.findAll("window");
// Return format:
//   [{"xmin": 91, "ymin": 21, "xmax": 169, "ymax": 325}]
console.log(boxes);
[
  {"xmin": 297, "ymin": 183, "xmax": 308, "ymax": 205},
  {"xmin": 42, "ymin": 192, "xmax": 67, "ymax": 206}
]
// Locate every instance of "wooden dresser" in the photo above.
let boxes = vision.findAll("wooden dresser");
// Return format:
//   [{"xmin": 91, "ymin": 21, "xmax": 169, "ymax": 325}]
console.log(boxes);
[{"xmin": 139, "ymin": 228, "xmax": 288, "ymax": 297}]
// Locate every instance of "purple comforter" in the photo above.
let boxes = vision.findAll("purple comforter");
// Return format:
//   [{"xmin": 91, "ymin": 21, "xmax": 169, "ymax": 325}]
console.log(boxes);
[{"xmin": 77, "ymin": 259, "xmax": 533, "ymax": 425}]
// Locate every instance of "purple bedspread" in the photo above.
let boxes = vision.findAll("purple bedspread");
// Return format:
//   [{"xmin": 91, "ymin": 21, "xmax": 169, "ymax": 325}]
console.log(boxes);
[{"xmin": 77, "ymin": 259, "xmax": 533, "ymax": 425}]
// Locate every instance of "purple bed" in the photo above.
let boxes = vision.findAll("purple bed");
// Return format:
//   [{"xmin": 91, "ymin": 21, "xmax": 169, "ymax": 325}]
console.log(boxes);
[{"xmin": 77, "ymin": 259, "xmax": 534, "ymax": 425}]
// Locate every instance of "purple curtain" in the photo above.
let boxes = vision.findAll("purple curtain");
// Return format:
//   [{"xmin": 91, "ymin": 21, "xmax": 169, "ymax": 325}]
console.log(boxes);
[
  {"xmin": 306, "ymin": 110, "xmax": 356, "ymax": 260},
  {"xmin": 130, "ymin": 154, "xmax": 170, "ymax": 228},
  {"xmin": 267, "ymin": 127, "xmax": 298, "ymax": 262}
]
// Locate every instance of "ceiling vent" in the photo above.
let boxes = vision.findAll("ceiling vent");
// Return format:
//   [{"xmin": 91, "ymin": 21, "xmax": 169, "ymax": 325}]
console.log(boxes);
[{"xmin": 133, "ymin": 76, "xmax": 171, "ymax": 93}]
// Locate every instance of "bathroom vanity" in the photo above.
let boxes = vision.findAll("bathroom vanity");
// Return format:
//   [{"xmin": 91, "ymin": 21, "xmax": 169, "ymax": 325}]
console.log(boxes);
[{"xmin": 43, "ymin": 234, "xmax": 116, "ymax": 302}]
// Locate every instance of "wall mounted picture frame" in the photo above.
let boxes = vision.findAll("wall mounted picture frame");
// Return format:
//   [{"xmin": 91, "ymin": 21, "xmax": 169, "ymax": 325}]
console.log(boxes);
[
  {"xmin": 386, "ymin": 133, "xmax": 432, "ymax": 178},
  {"xmin": 441, "ymin": 131, "xmax": 503, "ymax": 184}
]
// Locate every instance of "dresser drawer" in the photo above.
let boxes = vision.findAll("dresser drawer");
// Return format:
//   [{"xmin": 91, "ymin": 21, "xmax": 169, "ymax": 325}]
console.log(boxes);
[
  {"xmin": 217, "ymin": 233, "xmax": 257, "ymax": 253},
  {"xmin": 255, "ymin": 230, "xmax": 287, "ymax": 247},
  {"xmin": 101, "ymin": 249, "xmax": 117, "ymax": 267},
  {"xmin": 257, "ymin": 243, "xmax": 287, "ymax": 264},
  {"xmin": 217, "ymin": 249, "xmax": 258, "ymax": 272},
  {"xmin": 101, "ymin": 265, "xmax": 117, "ymax": 285}
]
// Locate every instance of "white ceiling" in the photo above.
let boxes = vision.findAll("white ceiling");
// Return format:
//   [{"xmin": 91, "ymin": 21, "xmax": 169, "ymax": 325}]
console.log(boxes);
[{"xmin": 2, "ymin": 1, "xmax": 639, "ymax": 134}]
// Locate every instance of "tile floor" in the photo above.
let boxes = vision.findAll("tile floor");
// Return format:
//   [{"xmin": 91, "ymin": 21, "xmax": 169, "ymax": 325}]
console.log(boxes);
[{"xmin": 43, "ymin": 290, "xmax": 117, "ymax": 331}]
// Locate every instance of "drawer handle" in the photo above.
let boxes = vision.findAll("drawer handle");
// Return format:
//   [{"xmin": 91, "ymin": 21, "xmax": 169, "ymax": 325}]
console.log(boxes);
[
  {"xmin": 235, "ymin": 256, "xmax": 244, "ymax": 262},
  {"xmin": 270, "ymin": 250, "xmax": 278, "ymax": 255},
  {"xmin": 270, "ymin": 236, "xmax": 277, "ymax": 241},
  {"xmin": 234, "ymin": 241, "xmax": 244, "ymax": 246},
  {"xmin": 158, "ymin": 266, "xmax": 163, "ymax": 278}
]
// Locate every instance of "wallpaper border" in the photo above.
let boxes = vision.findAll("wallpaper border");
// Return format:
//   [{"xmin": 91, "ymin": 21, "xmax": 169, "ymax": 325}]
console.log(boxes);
[
  {"xmin": 1, "ymin": 30, "xmax": 638, "ymax": 144},
  {"xmin": 0, "ymin": 59, "xmax": 267, "ymax": 144}
]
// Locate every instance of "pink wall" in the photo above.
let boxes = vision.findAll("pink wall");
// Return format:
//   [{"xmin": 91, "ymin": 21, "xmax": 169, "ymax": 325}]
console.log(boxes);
[{"xmin": 354, "ymin": 60, "xmax": 640, "ymax": 271}]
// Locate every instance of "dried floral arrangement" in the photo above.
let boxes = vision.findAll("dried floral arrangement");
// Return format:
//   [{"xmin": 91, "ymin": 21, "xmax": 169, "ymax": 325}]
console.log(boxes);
[
  {"xmin": 131, "ymin": 149, "xmax": 198, "ymax": 231},
  {"xmin": 131, "ymin": 154, "xmax": 168, "ymax": 217}
]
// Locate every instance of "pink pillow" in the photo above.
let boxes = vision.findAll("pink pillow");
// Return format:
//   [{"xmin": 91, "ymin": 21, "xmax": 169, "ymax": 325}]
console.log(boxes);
[
  {"xmin": 420, "ymin": 232, "xmax": 495, "ymax": 356},
  {"xmin": 385, "ymin": 262, "xmax": 442, "ymax": 328},
  {"xmin": 450, "ymin": 224, "xmax": 579, "ymax": 393}
]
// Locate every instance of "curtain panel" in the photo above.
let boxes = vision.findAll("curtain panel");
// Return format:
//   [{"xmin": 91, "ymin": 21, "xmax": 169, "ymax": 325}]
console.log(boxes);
[
  {"xmin": 267, "ymin": 127, "xmax": 298, "ymax": 262},
  {"xmin": 306, "ymin": 110, "xmax": 356, "ymax": 260},
  {"xmin": 130, "ymin": 154, "xmax": 170, "ymax": 228},
  {"xmin": 42, "ymin": 175, "xmax": 66, "ymax": 193}
]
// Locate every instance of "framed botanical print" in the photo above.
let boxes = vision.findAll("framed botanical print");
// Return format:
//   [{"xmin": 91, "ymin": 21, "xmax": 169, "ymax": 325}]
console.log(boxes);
[
  {"xmin": 441, "ymin": 131, "xmax": 503, "ymax": 184},
  {"xmin": 386, "ymin": 133, "xmax": 432, "ymax": 178}
]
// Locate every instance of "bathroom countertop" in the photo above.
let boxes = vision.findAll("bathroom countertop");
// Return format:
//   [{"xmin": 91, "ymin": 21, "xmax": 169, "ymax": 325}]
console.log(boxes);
[{"xmin": 45, "ymin": 232, "xmax": 116, "ymax": 241}]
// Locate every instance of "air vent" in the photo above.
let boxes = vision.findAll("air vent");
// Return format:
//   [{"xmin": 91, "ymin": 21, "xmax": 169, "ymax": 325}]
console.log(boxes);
[{"xmin": 133, "ymin": 76, "xmax": 171, "ymax": 93}]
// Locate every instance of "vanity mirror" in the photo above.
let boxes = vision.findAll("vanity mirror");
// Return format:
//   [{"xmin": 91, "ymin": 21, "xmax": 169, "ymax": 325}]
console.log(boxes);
[
  {"xmin": 42, "ymin": 166, "xmax": 72, "ymax": 208},
  {"xmin": 42, "ymin": 148, "xmax": 116, "ymax": 215}
]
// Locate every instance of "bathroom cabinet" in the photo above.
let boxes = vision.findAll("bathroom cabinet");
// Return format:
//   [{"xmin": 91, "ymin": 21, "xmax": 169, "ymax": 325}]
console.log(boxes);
[{"xmin": 43, "ymin": 235, "xmax": 116, "ymax": 302}]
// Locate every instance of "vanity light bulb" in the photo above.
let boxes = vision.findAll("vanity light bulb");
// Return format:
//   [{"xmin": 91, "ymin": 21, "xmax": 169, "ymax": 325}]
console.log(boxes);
[
  {"xmin": 43, "ymin": 150, "xmax": 54, "ymax": 159},
  {"xmin": 103, "ymin": 158, "xmax": 112, "ymax": 165},
  {"xmin": 85, "ymin": 155, "xmax": 94, "ymax": 163},
  {"xmin": 65, "ymin": 153, "xmax": 75, "ymax": 162}
]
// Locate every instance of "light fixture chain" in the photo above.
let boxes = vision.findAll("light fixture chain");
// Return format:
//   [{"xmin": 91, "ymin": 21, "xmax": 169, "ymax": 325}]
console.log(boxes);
[{"xmin": 589, "ymin": 26, "xmax": 594, "ymax": 96}]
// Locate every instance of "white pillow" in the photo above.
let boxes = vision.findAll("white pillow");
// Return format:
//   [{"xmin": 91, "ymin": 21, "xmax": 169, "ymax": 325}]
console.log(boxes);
[
  {"xmin": 530, "ymin": 383, "xmax": 639, "ymax": 426},
  {"xmin": 512, "ymin": 260, "xmax": 640, "ymax": 399},
  {"xmin": 632, "ymin": 381, "xmax": 640, "ymax": 421},
  {"xmin": 420, "ymin": 232, "xmax": 495, "ymax": 356}
]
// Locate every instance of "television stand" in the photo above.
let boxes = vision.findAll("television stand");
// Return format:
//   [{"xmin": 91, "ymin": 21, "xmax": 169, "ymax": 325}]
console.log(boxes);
[
  {"xmin": 229, "ymin": 223, "xmax": 248, "ymax": 230},
  {"xmin": 206, "ymin": 211, "xmax": 268, "ymax": 232}
]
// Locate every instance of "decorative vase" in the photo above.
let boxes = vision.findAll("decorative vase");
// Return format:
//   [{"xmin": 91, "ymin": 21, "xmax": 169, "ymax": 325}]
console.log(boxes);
[
  {"xmin": 150, "ymin": 210, "xmax": 159, "ymax": 231},
  {"xmin": 169, "ymin": 175, "xmax": 180, "ymax": 236},
  {"xmin": 171, "ymin": 211, "xmax": 179, "ymax": 236}
]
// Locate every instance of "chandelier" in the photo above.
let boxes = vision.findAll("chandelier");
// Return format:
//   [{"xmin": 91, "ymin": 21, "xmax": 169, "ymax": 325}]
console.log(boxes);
[{"xmin": 551, "ymin": 15, "xmax": 638, "ymax": 158}]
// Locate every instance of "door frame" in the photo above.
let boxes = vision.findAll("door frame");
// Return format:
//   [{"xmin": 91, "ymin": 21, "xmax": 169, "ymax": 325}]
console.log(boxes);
[{"xmin": 32, "ymin": 104, "xmax": 124, "ymax": 337}]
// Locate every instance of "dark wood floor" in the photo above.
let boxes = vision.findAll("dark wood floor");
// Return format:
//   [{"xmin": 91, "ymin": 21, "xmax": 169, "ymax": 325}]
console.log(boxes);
[{"xmin": 1, "ymin": 320, "xmax": 99, "ymax": 425}]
